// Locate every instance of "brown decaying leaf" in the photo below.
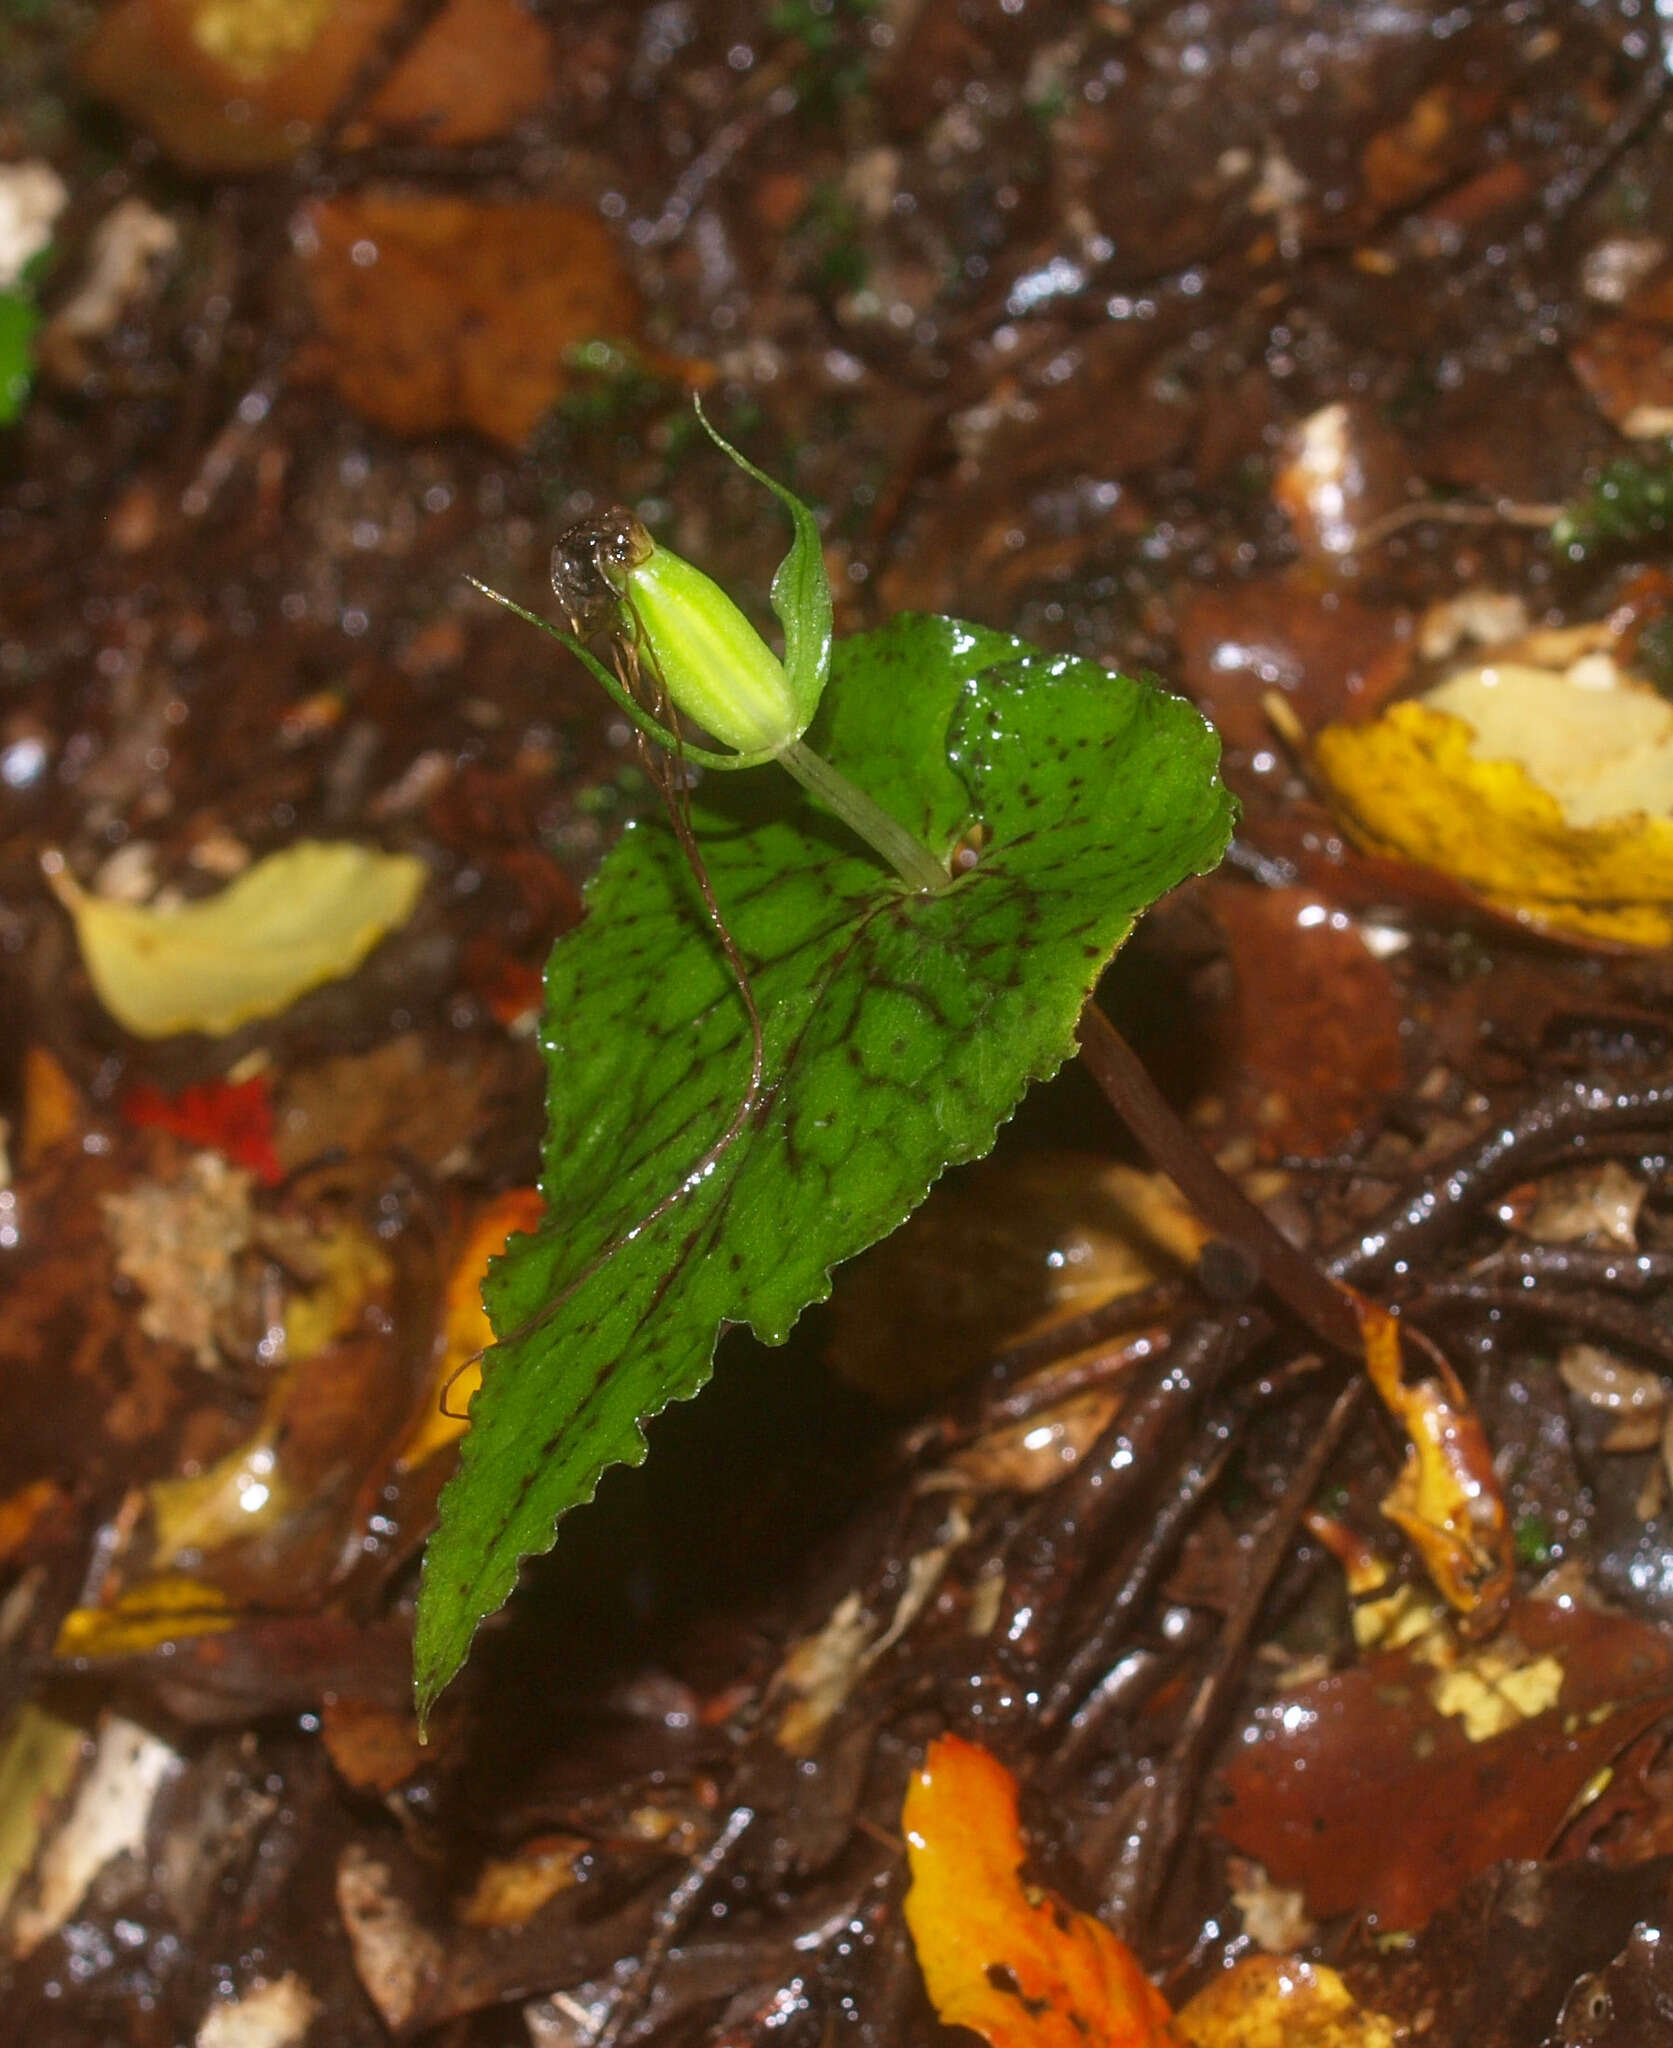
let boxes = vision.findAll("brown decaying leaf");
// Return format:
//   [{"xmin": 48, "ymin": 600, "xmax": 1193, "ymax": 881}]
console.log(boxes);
[
  {"xmin": 1201, "ymin": 882, "xmax": 1404, "ymax": 1160},
  {"xmin": 1273, "ymin": 401, "xmax": 1416, "ymax": 560},
  {"xmin": 297, "ymin": 193, "xmax": 644, "ymax": 447},
  {"xmin": 828, "ymin": 1153, "xmax": 1203, "ymax": 1403},
  {"xmin": 1176, "ymin": 578, "xmax": 1412, "ymax": 759},
  {"xmin": 19, "ymin": 1044, "xmax": 83, "ymax": 1168},
  {"xmin": 273, "ymin": 1033, "xmax": 494, "ymax": 1177},
  {"xmin": 1570, "ymin": 320, "xmax": 1673, "ymax": 439},
  {"xmin": 1349, "ymin": 1855, "xmax": 1673, "ymax": 2047},
  {"xmin": 1217, "ymin": 1598, "xmax": 1673, "ymax": 1927},
  {"xmin": 903, "ymin": 1734, "xmax": 1179, "ymax": 2048},
  {"xmin": 318, "ymin": 1698, "xmax": 428, "ymax": 1800},
  {"xmin": 79, "ymin": 0, "xmax": 553, "ymax": 173},
  {"xmin": 1360, "ymin": 80, "xmax": 1499, "ymax": 213}
]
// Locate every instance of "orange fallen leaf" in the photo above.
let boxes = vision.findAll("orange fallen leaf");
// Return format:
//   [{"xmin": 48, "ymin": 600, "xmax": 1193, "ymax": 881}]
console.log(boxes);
[
  {"xmin": 297, "ymin": 193, "xmax": 645, "ymax": 447},
  {"xmin": 903, "ymin": 1733, "xmax": 1178, "ymax": 2048},
  {"xmin": 20, "ymin": 1043, "xmax": 82, "ymax": 1167},
  {"xmin": 0, "ymin": 1478, "xmax": 69, "ymax": 1570},
  {"xmin": 1349, "ymin": 1294, "xmax": 1512, "ymax": 1630},
  {"xmin": 397, "ymin": 1187, "xmax": 546, "ymax": 1471},
  {"xmin": 319, "ymin": 1698, "xmax": 428, "ymax": 1797}
]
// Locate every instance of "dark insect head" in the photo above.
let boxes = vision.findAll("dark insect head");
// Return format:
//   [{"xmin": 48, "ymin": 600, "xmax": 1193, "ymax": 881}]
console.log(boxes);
[{"xmin": 550, "ymin": 507, "xmax": 654, "ymax": 638}]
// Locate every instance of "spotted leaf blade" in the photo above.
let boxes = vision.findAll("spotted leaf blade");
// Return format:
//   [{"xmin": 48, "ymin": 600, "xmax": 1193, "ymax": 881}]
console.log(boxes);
[{"xmin": 415, "ymin": 615, "xmax": 1233, "ymax": 1716}]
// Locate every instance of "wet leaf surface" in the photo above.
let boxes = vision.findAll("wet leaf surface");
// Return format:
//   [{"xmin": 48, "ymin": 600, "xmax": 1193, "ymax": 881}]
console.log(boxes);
[
  {"xmin": 51, "ymin": 840, "xmax": 427, "ymax": 1038},
  {"xmin": 1217, "ymin": 1598, "xmax": 1673, "ymax": 1927},
  {"xmin": 417, "ymin": 616, "xmax": 1233, "ymax": 1713},
  {"xmin": 1315, "ymin": 658, "xmax": 1673, "ymax": 948}
]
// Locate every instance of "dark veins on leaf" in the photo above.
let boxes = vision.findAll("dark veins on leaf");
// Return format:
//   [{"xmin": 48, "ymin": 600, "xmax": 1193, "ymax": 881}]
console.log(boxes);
[{"xmin": 414, "ymin": 615, "xmax": 1234, "ymax": 1716}]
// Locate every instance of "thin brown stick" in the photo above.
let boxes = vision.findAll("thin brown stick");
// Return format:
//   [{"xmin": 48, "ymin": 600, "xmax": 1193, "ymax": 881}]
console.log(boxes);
[
  {"xmin": 1076, "ymin": 1002, "xmax": 1365, "ymax": 1356},
  {"xmin": 1117, "ymin": 1373, "xmax": 1365, "ymax": 1937}
]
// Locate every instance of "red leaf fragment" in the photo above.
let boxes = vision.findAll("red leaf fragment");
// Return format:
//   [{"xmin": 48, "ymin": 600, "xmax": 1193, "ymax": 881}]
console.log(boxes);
[{"xmin": 122, "ymin": 1075, "xmax": 283, "ymax": 1186}]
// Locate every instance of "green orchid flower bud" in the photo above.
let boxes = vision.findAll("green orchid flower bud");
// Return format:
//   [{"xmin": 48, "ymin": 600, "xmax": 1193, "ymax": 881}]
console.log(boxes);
[
  {"xmin": 470, "ymin": 402, "xmax": 949, "ymax": 892},
  {"xmin": 601, "ymin": 514, "xmax": 808, "ymax": 758}
]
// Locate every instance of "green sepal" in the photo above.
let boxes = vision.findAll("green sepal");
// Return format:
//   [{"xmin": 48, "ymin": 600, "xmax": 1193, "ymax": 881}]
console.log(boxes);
[{"xmin": 693, "ymin": 399, "xmax": 832, "ymax": 732}]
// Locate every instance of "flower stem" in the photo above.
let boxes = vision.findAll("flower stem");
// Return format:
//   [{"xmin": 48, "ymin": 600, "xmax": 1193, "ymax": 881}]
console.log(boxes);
[{"xmin": 776, "ymin": 738, "xmax": 952, "ymax": 894}]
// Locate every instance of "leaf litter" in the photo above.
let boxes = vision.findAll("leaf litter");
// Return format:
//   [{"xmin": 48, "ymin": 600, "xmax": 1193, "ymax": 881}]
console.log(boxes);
[{"xmin": 10, "ymin": 5, "xmax": 1673, "ymax": 2044}]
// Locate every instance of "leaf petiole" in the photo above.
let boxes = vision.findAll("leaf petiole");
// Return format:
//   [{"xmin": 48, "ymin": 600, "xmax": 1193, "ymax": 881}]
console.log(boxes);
[{"xmin": 777, "ymin": 737, "xmax": 951, "ymax": 894}]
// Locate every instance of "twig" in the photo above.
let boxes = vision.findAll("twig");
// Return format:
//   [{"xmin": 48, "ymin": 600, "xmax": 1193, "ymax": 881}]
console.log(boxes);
[
  {"xmin": 1118, "ymin": 1375, "xmax": 1365, "ymax": 1937},
  {"xmin": 595, "ymin": 1806, "xmax": 756, "ymax": 2048},
  {"xmin": 1326, "ymin": 1076, "xmax": 1673, "ymax": 1285},
  {"xmin": 1037, "ymin": 1405, "xmax": 1240, "ymax": 1750},
  {"xmin": 996, "ymin": 1313, "xmax": 1261, "ymax": 1669},
  {"xmin": 1076, "ymin": 1003, "xmax": 1365, "ymax": 1356},
  {"xmin": 1411, "ymin": 1282, "xmax": 1673, "ymax": 1374},
  {"xmin": 1463, "ymin": 1245, "xmax": 1673, "ymax": 1295}
]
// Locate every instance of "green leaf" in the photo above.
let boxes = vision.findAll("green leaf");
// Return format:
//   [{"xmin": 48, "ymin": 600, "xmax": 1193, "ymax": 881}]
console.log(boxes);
[
  {"xmin": 415, "ymin": 614, "xmax": 1234, "ymax": 1716},
  {"xmin": 1551, "ymin": 443, "xmax": 1673, "ymax": 562},
  {"xmin": 0, "ymin": 289, "xmax": 40, "ymax": 427}
]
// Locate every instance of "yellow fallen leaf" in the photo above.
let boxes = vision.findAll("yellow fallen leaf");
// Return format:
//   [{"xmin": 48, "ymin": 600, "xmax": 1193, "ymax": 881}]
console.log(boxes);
[
  {"xmin": 49, "ymin": 840, "xmax": 426, "ymax": 1037},
  {"xmin": 1354, "ymin": 1295, "xmax": 1513, "ymax": 1629},
  {"xmin": 284, "ymin": 1218, "xmax": 393, "ymax": 1363},
  {"xmin": 1428, "ymin": 1646, "xmax": 1565, "ymax": 1741},
  {"xmin": 148, "ymin": 1427, "xmax": 290, "ymax": 1566},
  {"xmin": 1314, "ymin": 657, "xmax": 1673, "ymax": 946},
  {"xmin": 54, "ymin": 1574, "xmax": 234, "ymax": 1659},
  {"xmin": 0, "ymin": 1704, "xmax": 85, "ymax": 1924},
  {"xmin": 456, "ymin": 1835, "xmax": 587, "ymax": 1928},
  {"xmin": 1175, "ymin": 1957, "xmax": 1396, "ymax": 2048}
]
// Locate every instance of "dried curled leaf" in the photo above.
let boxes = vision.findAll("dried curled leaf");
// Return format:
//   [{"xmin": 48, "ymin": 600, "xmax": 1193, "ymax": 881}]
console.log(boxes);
[
  {"xmin": 1314, "ymin": 658, "xmax": 1673, "ymax": 946},
  {"xmin": 903, "ymin": 1733, "xmax": 1179, "ymax": 2048},
  {"xmin": 1354, "ymin": 1296, "xmax": 1513, "ymax": 1629},
  {"xmin": 50, "ymin": 840, "xmax": 426, "ymax": 1037}
]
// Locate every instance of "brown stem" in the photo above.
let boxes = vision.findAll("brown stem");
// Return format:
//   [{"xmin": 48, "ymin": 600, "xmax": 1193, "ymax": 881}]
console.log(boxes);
[{"xmin": 1076, "ymin": 1001, "xmax": 1364, "ymax": 1357}]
